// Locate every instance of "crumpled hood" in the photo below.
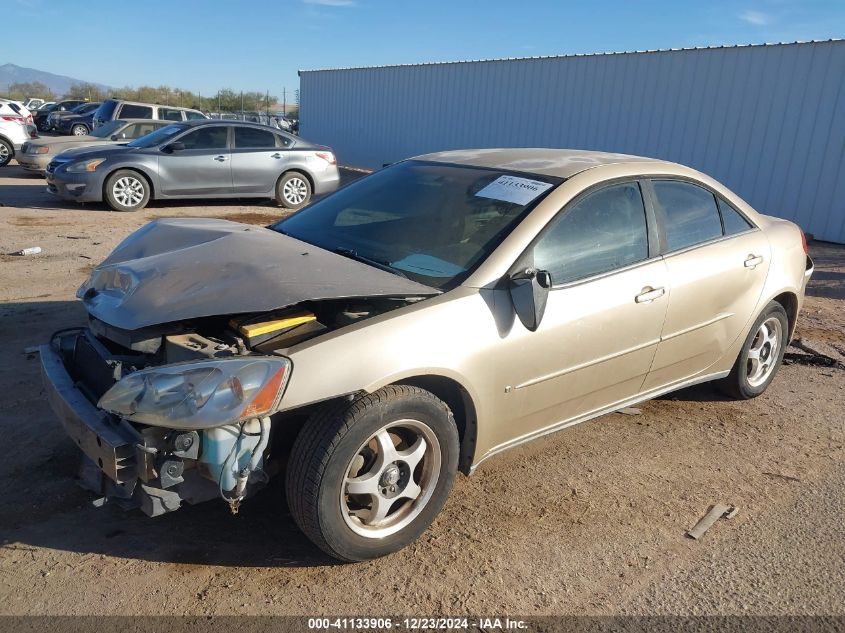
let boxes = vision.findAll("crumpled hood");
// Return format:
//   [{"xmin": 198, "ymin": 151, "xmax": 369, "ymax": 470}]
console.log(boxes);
[{"xmin": 81, "ymin": 218, "xmax": 439, "ymax": 331}]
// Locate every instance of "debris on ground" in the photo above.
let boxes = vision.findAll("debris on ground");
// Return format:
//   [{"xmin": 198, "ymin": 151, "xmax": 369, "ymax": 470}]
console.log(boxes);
[
  {"xmin": 763, "ymin": 471, "xmax": 802, "ymax": 483},
  {"xmin": 616, "ymin": 407, "xmax": 642, "ymax": 416},
  {"xmin": 10, "ymin": 246, "xmax": 42, "ymax": 256},
  {"xmin": 687, "ymin": 504, "xmax": 738, "ymax": 540}
]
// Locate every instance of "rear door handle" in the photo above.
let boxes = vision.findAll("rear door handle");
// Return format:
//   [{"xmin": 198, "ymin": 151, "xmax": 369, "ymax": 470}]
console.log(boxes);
[
  {"xmin": 214, "ymin": 155, "xmax": 228, "ymax": 162},
  {"xmin": 635, "ymin": 286, "xmax": 665, "ymax": 303},
  {"xmin": 271, "ymin": 153, "xmax": 282, "ymax": 159},
  {"xmin": 744, "ymin": 254, "xmax": 764, "ymax": 268}
]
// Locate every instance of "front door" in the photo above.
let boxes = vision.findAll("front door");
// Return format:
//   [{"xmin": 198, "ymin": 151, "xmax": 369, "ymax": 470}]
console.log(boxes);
[
  {"xmin": 641, "ymin": 180, "xmax": 771, "ymax": 390},
  {"xmin": 490, "ymin": 181, "xmax": 669, "ymax": 449},
  {"xmin": 158, "ymin": 125, "xmax": 232, "ymax": 196}
]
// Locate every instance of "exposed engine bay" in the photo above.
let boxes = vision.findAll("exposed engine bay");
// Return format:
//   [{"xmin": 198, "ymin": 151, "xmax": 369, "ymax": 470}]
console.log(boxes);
[{"xmin": 50, "ymin": 296, "xmax": 423, "ymax": 517}]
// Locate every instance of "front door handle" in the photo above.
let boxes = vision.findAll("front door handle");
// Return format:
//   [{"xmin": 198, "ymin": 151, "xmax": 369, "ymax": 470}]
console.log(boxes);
[
  {"xmin": 635, "ymin": 286, "xmax": 665, "ymax": 304},
  {"xmin": 214, "ymin": 155, "xmax": 228, "ymax": 162},
  {"xmin": 744, "ymin": 254, "xmax": 764, "ymax": 268},
  {"xmin": 271, "ymin": 153, "xmax": 282, "ymax": 159}
]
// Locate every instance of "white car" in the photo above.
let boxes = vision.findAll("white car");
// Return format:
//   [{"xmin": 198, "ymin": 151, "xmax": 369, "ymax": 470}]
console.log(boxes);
[{"xmin": 0, "ymin": 100, "xmax": 36, "ymax": 167}]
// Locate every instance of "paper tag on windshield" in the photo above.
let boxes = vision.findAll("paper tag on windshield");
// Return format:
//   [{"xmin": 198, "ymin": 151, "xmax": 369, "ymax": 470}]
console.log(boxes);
[{"xmin": 474, "ymin": 175, "xmax": 553, "ymax": 205}]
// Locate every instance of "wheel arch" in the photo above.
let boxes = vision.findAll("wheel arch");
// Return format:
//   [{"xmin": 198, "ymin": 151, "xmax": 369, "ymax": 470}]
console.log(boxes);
[
  {"xmin": 771, "ymin": 290, "xmax": 799, "ymax": 340},
  {"xmin": 277, "ymin": 167, "xmax": 315, "ymax": 193},
  {"xmin": 394, "ymin": 375, "xmax": 478, "ymax": 475}
]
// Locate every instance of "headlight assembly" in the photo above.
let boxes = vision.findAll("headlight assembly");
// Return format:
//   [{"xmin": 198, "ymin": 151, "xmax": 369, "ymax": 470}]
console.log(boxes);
[
  {"xmin": 66, "ymin": 158, "xmax": 106, "ymax": 173},
  {"xmin": 98, "ymin": 357, "xmax": 292, "ymax": 429}
]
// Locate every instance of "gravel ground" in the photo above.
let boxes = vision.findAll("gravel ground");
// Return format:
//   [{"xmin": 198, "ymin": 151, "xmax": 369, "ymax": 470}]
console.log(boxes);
[{"xmin": 0, "ymin": 160, "xmax": 843, "ymax": 617}]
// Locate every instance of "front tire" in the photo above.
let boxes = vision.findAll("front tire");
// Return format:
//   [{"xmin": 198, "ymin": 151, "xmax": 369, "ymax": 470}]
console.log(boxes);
[
  {"xmin": 286, "ymin": 385, "xmax": 459, "ymax": 562},
  {"xmin": 0, "ymin": 139, "xmax": 12, "ymax": 167},
  {"xmin": 71, "ymin": 124, "xmax": 89, "ymax": 136},
  {"xmin": 718, "ymin": 302, "xmax": 789, "ymax": 399},
  {"xmin": 104, "ymin": 170, "xmax": 151, "ymax": 212},
  {"xmin": 276, "ymin": 171, "xmax": 312, "ymax": 210}
]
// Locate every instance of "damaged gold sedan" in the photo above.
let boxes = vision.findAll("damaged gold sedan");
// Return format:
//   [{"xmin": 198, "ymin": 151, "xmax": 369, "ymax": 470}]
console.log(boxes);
[{"xmin": 41, "ymin": 149, "xmax": 813, "ymax": 561}]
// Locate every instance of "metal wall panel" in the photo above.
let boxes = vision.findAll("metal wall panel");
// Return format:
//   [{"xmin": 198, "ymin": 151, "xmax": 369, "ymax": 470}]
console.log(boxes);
[{"xmin": 300, "ymin": 41, "xmax": 845, "ymax": 243}]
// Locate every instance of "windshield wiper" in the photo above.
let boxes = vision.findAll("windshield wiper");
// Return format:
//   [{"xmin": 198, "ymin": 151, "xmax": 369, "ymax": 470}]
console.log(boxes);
[{"xmin": 332, "ymin": 247, "xmax": 407, "ymax": 278}]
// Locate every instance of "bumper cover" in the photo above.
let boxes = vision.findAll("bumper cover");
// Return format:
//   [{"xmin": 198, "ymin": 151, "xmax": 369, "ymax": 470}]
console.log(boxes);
[
  {"xmin": 40, "ymin": 339, "xmax": 218, "ymax": 515},
  {"xmin": 45, "ymin": 168, "xmax": 103, "ymax": 202}
]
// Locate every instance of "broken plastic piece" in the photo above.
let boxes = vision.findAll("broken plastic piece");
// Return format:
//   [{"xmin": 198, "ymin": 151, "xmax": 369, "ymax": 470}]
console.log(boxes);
[{"xmin": 686, "ymin": 504, "xmax": 737, "ymax": 540}]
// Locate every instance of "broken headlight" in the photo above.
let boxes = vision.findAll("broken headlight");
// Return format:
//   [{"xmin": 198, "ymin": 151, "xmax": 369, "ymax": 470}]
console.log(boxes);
[
  {"xmin": 98, "ymin": 357, "xmax": 292, "ymax": 429},
  {"xmin": 77, "ymin": 266, "xmax": 139, "ymax": 299}
]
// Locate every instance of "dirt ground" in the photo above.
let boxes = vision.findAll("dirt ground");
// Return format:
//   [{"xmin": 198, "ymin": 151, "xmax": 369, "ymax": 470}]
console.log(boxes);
[{"xmin": 0, "ymin": 160, "xmax": 843, "ymax": 617}]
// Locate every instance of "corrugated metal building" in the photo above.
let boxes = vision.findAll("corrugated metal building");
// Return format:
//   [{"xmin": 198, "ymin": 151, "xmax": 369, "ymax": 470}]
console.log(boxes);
[{"xmin": 299, "ymin": 40, "xmax": 845, "ymax": 244}]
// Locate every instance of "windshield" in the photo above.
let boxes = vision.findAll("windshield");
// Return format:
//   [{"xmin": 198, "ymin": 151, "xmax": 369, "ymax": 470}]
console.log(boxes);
[
  {"xmin": 90, "ymin": 120, "xmax": 124, "ymax": 138},
  {"xmin": 127, "ymin": 123, "xmax": 187, "ymax": 148},
  {"xmin": 273, "ymin": 161, "xmax": 561, "ymax": 289}
]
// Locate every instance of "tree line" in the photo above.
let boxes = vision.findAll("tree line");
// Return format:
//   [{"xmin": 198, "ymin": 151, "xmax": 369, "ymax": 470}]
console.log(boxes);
[{"xmin": 1, "ymin": 81, "xmax": 296, "ymax": 115}]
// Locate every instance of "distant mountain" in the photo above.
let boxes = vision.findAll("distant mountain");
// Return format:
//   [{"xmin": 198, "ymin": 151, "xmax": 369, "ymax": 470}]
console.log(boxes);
[{"xmin": 0, "ymin": 63, "xmax": 110, "ymax": 97}]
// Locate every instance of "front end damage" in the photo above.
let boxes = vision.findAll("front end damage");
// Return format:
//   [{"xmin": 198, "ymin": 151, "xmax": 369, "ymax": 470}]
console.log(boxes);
[
  {"xmin": 40, "ymin": 218, "xmax": 438, "ymax": 517},
  {"xmin": 41, "ymin": 296, "xmax": 423, "ymax": 517},
  {"xmin": 41, "ymin": 328, "xmax": 279, "ymax": 516}
]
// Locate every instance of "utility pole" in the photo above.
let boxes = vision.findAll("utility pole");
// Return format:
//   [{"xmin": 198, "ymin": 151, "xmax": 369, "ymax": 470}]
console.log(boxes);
[
  {"xmin": 240, "ymin": 90, "xmax": 244, "ymax": 117},
  {"xmin": 283, "ymin": 87, "xmax": 286, "ymax": 115}
]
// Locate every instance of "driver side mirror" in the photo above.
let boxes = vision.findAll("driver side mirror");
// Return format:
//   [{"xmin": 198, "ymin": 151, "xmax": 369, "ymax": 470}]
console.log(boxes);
[
  {"xmin": 164, "ymin": 141, "xmax": 185, "ymax": 153},
  {"xmin": 508, "ymin": 268, "xmax": 552, "ymax": 331},
  {"xmin": 110, "ymin": 134, "xmax": 119, "ymax": 141}
]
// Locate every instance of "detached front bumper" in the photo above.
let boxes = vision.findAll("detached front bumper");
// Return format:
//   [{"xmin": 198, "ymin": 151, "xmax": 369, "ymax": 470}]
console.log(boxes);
[{"xmin": 40, "ymin": 337, "xmax": 219, "ymax": 516}]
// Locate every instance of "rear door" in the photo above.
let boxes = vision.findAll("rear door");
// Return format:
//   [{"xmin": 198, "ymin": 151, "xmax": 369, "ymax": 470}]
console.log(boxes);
[
  {"xmin": 641, "ymin": 179, "xmax": 771, "ymax": 390},
  {"xmin": 230, "ymin": 126, "xmax": 291, "ymax": 194},
  {"xmin": 157, "ymin": 125, "xmax": 232, "ymax": 196}
]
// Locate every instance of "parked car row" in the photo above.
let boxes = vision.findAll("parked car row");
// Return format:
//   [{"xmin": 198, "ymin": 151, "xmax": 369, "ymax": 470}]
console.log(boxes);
[
  {"xmin": 0, "ymin": 98, "xmax": 37, "ymax": 167},
  {"xmin": 17, "ymin": 119, "xmax": 170, "ymax": 173},
  {"xmin": 45, "ymin": 119, "xmax": 339, "ymax": 211}
]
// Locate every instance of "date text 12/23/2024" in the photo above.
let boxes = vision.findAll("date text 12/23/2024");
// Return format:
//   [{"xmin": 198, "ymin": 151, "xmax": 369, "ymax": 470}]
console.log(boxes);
[{"xmin": 308, "ymin": 617, "xmax": 528, "ymax": 630}]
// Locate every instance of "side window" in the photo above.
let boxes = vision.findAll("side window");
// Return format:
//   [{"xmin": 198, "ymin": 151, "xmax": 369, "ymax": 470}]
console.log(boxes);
[
  {"xmin": 534, "ymin": 182, "xmax": 649, "ymax": 285},
  {"xmin": 123, "ymin": 123, "xmax": 159, "ymax": 139},
  {"xmin": 718, "ymin": 197, "xmax": 754, "ymax": 235},
  {"xmin": 158, "ymin": 108, "xmax": 184, "ymax": 122},
  {"xmin": 186, "ymin": 110, "xmax": 206, "ymax": 121},
  {"xmin": 118, "ymin": 104, "xmax": 153, "ymax": 119},
  {"xmin": 652, "ymin": 180, "xmax": 722, "ymax": 252},
  {"xmin": 234, "ymin": 127, "xmax": 277, "ymax": 149},
  {"xmin": 179, "ymin": 126, "xmax": 228, "ymax": 150}
]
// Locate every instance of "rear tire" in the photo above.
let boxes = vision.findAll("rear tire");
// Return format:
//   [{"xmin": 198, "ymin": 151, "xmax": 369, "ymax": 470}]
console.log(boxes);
[
  {"xmin": 718, "ymin": 302, "xmax": 789, "ymax": 399},
  {"xmin": 104, "ymin": 170, "xmax": 151, "ymax": 212},
  {"xmin": 286, "ymin": 385, "xmax": 459, "ymax": 562},
  {"xmin": 276, "ymin": 171, "xmax": 312, "ymax": 210},
  {"xmin": 0, "ymin": 139, "xmax": 12, "ymax": 167}
]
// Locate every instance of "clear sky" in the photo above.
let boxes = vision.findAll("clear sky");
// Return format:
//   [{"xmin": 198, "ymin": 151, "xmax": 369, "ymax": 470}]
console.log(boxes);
[{"xmin": 5, "ymin": 0, "xmax": 844, "ymax": 99}]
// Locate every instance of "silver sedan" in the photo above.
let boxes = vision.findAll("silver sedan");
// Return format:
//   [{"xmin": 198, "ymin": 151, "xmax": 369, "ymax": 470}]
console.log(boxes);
[{"xmin": 45, "ymin": 120, "xmax": 340, "ymax": 211}]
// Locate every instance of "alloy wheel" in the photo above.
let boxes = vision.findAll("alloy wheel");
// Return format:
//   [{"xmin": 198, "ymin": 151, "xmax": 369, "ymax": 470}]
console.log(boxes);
[
  {"xmin": 746, "ymin": 316, "xmax": 782, "ymax": 387},
  {"xmin": 341, "ymin": 419, "xmax": 441, "ymax": 538},
  {"xmin": 282, "ymin": 177, "xmax": 308, "ymax": 205},
  {"xmin": 112, "ymin": 176, "xmax": 145, "ymax": 208}
]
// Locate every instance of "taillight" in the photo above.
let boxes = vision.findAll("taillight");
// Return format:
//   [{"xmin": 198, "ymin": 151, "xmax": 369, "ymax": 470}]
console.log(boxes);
[
  {"xmin": 800, "ymin": 229, "xmax": 809, "ymax": 256},
  {"xmin": 315, "ymin": 151, "xmax": 336, "ymax": 165},
  {"xmin": 1, "ymin": 116, "xmax": 24, "ymax": 123}
]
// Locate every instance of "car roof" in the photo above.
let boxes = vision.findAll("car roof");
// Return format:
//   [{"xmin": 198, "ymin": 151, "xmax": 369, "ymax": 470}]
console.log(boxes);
[
  {"xmin": 173, "ymin": 119, "xmax": 289, "ymax": 132},
  {"xmin": 413, "ymin": 148, "xmax": 666, "ymax": 179}
]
